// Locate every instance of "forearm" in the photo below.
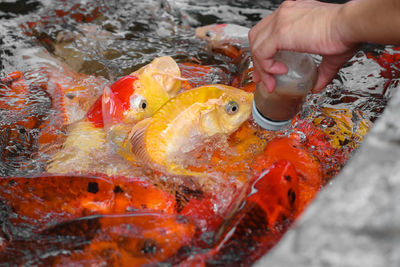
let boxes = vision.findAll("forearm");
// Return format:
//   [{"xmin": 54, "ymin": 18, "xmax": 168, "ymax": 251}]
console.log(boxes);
[{"xmin": 339, "ymin": 0, "xmax": 400, "ymax": 45}]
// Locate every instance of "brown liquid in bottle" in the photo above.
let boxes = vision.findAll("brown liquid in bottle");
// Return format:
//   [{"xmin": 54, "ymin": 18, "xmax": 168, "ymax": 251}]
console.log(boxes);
[
  {"xmin": 252, "ymin": 51, "xmax": 317, "ymax": 130},
  {"xmin": 254, "ymin": 84, "xmax": 307, "ymax": 121}
]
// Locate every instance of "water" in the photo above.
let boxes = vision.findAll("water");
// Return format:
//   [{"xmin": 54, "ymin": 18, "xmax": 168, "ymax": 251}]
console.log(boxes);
[{"xmin": 0, "ymin": 0, "xmax": 397, "ymax": 265}]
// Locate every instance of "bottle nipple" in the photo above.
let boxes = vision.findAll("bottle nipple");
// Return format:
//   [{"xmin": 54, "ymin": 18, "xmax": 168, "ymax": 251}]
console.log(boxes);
[{"xmin": 252, "ymin": 51, "xmax": 317, "ymax": 131}]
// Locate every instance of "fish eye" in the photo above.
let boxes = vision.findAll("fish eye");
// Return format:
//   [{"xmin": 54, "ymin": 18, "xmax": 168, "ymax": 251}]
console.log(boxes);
[
  {"xmin": 205, "ymin": 31, "xmax": 214, "ymax": 38},
  {"xmin": 225, "ymin": 101, "xmax": 239, "ymax": 115},
  {"xmin": 130, "ymin": 94, "xmax": 147, "ymax": 111},
  {"xmin": 140, "ymin": 100, "xmax": 147, "ymax": 109}
]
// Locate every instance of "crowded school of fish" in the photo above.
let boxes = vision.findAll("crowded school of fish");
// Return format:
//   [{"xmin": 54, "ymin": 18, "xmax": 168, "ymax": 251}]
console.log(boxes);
[{"xmin": 0, "ymin": 4, "xmax": 388, "ymax": 266}]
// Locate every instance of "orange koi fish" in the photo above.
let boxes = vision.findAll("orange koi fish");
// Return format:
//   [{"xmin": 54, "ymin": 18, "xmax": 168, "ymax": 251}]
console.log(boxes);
[
  {"xmin": 125, "ymin": 84, "xmax": 253, "ymax": 183},
  {"xmin": 366, "ymin": 46, "xmax": 400, "ymax": 80},
  {"xmin": 252, "ymin": 137, "xmax": 322, "ymax": 217},
  {"xmin": 211, "ymin": 160, "xmax": 298, "ymax": 265},
  {"xmin": 0, "ymin": 174, "xmax": 177, "ymax": 230},
  {"xmin": 179, "ymin": 160, "xmax": 299, "ymax": 266},
  {"xmin": 291, "ymin": 107, "xmax": 372, "ymax": 182},
  {"xmin": 0, "ymin": 212, "xmax": 195, "ymax": 266},
  {"xmin": 0, "ymin": 71, "xmax": 31, "ymax": 117},
  {"xmin": 0, "ymin": 69, "xmax": 70, "ymax": 172}
]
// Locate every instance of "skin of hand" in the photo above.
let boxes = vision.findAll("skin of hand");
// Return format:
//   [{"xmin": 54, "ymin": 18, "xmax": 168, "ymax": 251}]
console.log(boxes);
[{"xmin": 248, "ymin": 0, "xmax": 359, "ymax": 93}]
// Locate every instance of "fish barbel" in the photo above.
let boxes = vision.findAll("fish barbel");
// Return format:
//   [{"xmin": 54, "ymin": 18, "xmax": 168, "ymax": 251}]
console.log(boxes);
[{"xmin": 125, "ymin": 84, "xmax": 254, "ymax": 179}]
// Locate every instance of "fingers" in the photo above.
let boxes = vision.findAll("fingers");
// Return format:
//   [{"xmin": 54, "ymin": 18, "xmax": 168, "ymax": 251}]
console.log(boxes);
[
  {"xmin": 313, "ymin": 57, "xmax": 339, "ymax": 93},
  {"xmin": 269, "ymin": 60, "xmax": 289, "ymax": 74},
  {"xmin": 261, "ymin": 74, "xmax": 276, "ymax": 93},
  {"xmin": 251, "ymin": 43, "xmax": 289, "ymax": 92}
]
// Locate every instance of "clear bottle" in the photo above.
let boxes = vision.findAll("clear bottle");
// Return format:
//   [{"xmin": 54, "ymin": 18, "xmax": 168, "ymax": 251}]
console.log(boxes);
[{"xmin": 252, "ymin": 50, "xmax": 317, "ymax": 131}]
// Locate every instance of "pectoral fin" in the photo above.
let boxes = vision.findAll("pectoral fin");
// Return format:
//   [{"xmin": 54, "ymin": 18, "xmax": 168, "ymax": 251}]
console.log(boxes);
[{"xmin": 125, "ymin": 117, "xmax": 153, "ymax": 164}]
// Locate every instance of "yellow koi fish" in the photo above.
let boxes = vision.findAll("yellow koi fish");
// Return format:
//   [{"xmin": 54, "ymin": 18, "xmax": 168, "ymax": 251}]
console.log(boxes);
[{"xmin": 124, "ymin": 84, "xmax": 254, "ymax": 180}]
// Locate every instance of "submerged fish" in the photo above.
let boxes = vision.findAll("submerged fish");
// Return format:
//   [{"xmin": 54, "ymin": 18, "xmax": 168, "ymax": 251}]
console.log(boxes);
[
  {"xmin": 124, "ymin": 84, "xmax": 253, "ymax": 180},
  {"xmin": 195, "ymin": 23, "xmax": 250, "ymax": 48},
  {"xmin": 195, "ymin": 24, "xmax": 254, "ymax": 89}
]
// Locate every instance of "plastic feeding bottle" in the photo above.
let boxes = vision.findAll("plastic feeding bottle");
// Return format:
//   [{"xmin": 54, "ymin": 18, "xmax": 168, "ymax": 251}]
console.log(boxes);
[{"xmin": 252, "ymin": 50, "xmax": 317, "ymax": 131}]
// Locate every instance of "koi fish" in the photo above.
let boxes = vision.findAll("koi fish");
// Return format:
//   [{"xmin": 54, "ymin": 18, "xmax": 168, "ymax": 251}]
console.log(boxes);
[
  {"xmin": 0, "ymin": 212, "xmax": 195, "ymax": 266},
  {"xmin": 195, "ymin": 24, "xmax": 250, "ymax": 48},
  {"xmin": 125, "ymin": 84, "xmax": 254, "ymax": 182},
  {"xmin": 0, "ymin": 70, "xmax": 70, "ymax": 173},
  {"xmin": 0, "ymin": 174, "xmax": 177, "ymax": 230},
  {"xmin": 178, "ymin": 160, "xmax": 300, "ymax": 266},
  {"xmin": 46, "ymin": 56, "xmax": 182, "ymax": 175},
  {"xmin": 208, "ymin": 160, "xmax": 299, "ymax": 266},
  {"xmin": 102, "ymin": 55, "xmax": 183, "ymax": 150},
  {"xmin": 195, "ymin": 24, "xmax": 254, "ymax": 89},
  {"xmin": 97, "ymin": 55, "xmax": 182, "ymax": 130},
  {"xmin": 366, "ymin": 47, "xmax": 400, "ymax": 80},
  {"xmin": 252, "ymin": 137, "xmax": 322, "ymax": 217},
  {"xmin": 290, "ymin": 107, "xmax": 372, "ymax": 182}
]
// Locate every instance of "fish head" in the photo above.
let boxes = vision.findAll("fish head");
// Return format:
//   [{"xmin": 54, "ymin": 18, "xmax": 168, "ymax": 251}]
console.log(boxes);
[
  {"xmin": 102, "ymin": 56, "xmax": 182, "ymax": 128},
  {"xmin": 201, "ymin": 85, "xmax": 253, "ymax": 135},
  {"xmin": 125, "ymin": 56, "xmax": 182, "ymax": 122},
  {"xmin": 195, "ymin": 24, "xmax": 250, "ymax": 49},
  {"xmin": 133, "ymin": 56, "xmax": 181, "ymax": 97},
  {"xmin": 195, "ymin": 24, "xmax": 227, "ymax": 44}
]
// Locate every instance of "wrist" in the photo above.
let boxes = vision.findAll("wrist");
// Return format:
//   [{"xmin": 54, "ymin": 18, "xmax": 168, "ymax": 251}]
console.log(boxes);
[
  {"xmin": 337, "ymin": 0, "xmax": 400, "ymax": 45},
  {"xmin": 335, "ymin": 0, "xmax": 361, "ymax": 47}
]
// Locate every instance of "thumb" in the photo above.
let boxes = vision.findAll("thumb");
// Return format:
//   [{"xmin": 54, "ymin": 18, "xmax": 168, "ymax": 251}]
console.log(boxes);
[
  {"xmin": 312, "ymin": 48, "xmax": 357, "ymax": 93},
  {"xmin": 313, "ymin": 50, "xmax": 358, "ymax": 93},
  {"xmin": 313, "ymin": 56, "xmax": 341, "ymax": 93}
]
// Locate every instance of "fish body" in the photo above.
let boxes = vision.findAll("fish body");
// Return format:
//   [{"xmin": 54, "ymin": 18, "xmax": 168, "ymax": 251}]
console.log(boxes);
[
  {"xmin": 103, "ymin": 56, "xmax": 183, "ymax": 158},
  {"xmin": 126, "ymin": 84, "xmax": 253, "ymax": 178}
]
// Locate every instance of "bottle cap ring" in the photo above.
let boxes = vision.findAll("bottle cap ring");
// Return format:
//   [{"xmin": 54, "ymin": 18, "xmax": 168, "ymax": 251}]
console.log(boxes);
[{"xmin": 251, "ymin": 99, "xmax": 291, "ymax": 131}]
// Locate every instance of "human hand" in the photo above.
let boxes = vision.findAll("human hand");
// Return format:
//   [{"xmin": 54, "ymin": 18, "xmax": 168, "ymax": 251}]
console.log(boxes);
[{"xmin": 248, "ymin": 0, "xmax": 359, "ymax": 93}]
